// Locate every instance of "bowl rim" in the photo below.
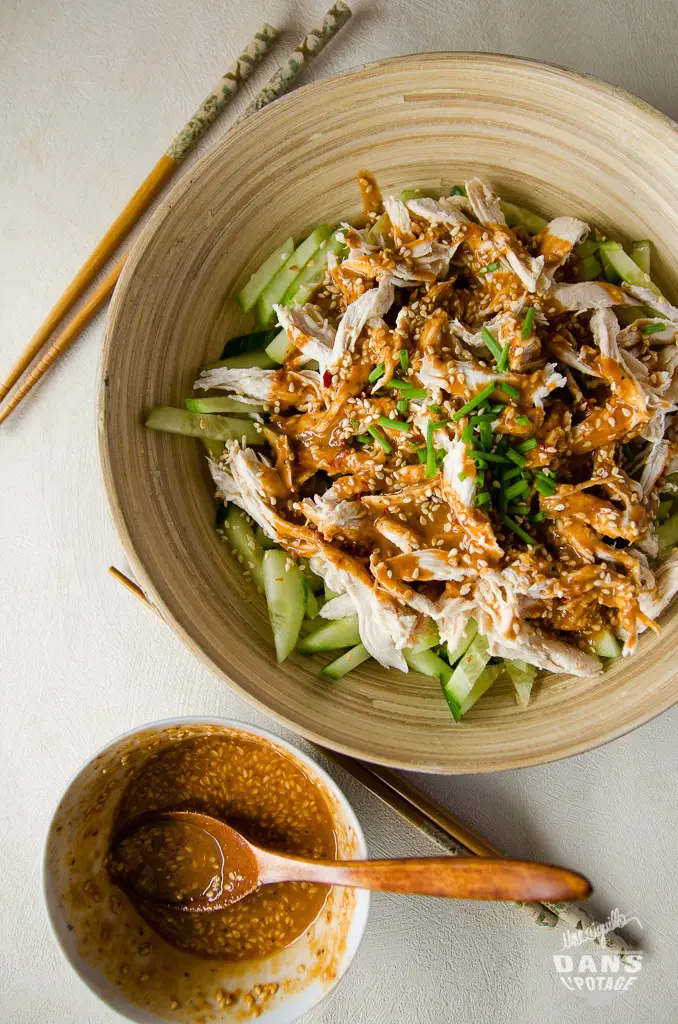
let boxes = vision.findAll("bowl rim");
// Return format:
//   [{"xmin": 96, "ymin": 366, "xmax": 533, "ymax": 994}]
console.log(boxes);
[
  {"xmin": 43, "ymin": 716, "xmax": 370, "ymax": 1024},
  {"xmin": 99, "ymin": 51, "xmax": 678, "ymax": 773}
]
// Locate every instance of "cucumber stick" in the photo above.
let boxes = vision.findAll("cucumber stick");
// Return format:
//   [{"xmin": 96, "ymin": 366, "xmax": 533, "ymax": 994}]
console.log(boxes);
[
  {"xmin": 266, "ymin": 329, "xmax": 295, "ymax": 365},
  {"xmin": 590, "ymin": 630, "xmax": 621, "ymax": 660},
  {"xmin": 202, "ymin": 438, "xmax": 225, "ymax": 459},
  {"xmin": 306, "ymin": 589, "xmax": 320, "ymax": 620},
  {"xmin": 442, "ymin": 633, "xmax": 491, "ymax": 721},
  {"xmin": 408, "ymin": 617, "xmax": 440, "ymax": 654},
  {"xmin": 185, "ymin": 396, "xmax": 264, "ymax": 415},
  {"xmin": 297, "ymin": 616, "xmax": 360, "ymax": 654},
  {"xmin": 597, "ymin": 239, "xmax": 663, "ymax": 298},
  {"xmin": 658, "ymin": 512, "xmax": 678, "ymax": 553},
  {"xmin": 262, "ymin": 549, "xmax": 307, "ymax": 662},
  {"xmin": 631, "ymin": 240, "xmax": 651, "ymax": 275},
  {"xmin": 505, "ymin": 659, "xmax": 537, "ymax": 707},
  {"xmin": 500, "ymin": 201, "xmax": 548, "ymax": 235},
  {"xmin": 405, "ymin": 649, "xmax": 452, "ymax": 684},
  {"xmin": 398, "ymin": 187, "xmax": 439, "ymax": 203},
  {"xmin": 322, "ymin": 643, "xmax": 371, "ymax": 680},
  {"xmin": 574, "ymin": 239, "xmax": 599, "ymax": 259},
  {"xmin": 575, "ymin": 255, "xmax": 603, "ymax": 282},
  {"xmin": 224, "ymin": 506, "xmax": 265, "ymax": 589},
  {"xmin": 237, "ymin": 237, "xmax": 294, "ymax": 313},
  {"xmin": 444, "ymin": 618, "xmax": 478, "ymax": 666},
  {"xmin": 282, "ymin": 233, "xmax": 347, "ymax": 306},
  {"xmin": 145, "ymin": 406, "xmax": 263, "ymax": 444},
  {"xmin": 255, "ymin": 225, "xmax": 333, "ymax": 327},
  {"xmin": 365, "ymin": 212, "xmax": 390, "ymax": 244},
  {"xmin": 453, "ymin": 664, "xmax": 502, "ymax": 718}
]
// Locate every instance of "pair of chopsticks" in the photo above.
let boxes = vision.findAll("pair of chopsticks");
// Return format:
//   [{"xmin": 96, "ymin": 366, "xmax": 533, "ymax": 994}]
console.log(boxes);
[
  {"xmin": 0, "ymin": 2, "xmax": 352, "ymax": 426},
  {"xmin": 108, "ymin": 564, "xmax": 635, "ymax": 953}
]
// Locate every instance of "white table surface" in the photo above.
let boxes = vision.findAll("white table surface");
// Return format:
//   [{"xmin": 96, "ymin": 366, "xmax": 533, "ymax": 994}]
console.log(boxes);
[{"xmin": 2, "ymin": 1, "xmax": 677, "ymax": 1021}]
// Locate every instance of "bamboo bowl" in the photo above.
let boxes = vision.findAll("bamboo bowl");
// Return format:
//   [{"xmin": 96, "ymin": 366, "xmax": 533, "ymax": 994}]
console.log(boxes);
[{"xmin": 100, "ymin": 53, "xmax": 678, "ymax": 773}]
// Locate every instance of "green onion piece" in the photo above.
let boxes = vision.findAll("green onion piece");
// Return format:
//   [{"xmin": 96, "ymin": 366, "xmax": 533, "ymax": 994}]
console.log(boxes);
[
  {"xmin": 367, "ymin": 424, "xmax": 392, "ymax": 452},
  {"xmin": 534, "ymin": 477, "xmax": 556, "ymax": 496},
  {"xmin": 416, "ymin": 447, "xmax": 427, "ymax": 463},
  {"xmin": 469, "ymin": 450, "xmax": 511, "ymax": 465},
  {"xmin": 535, "ymin": 468, "xmax": 557, "ymax": 483},
  {"xmin": 479, "ymin": 421, "xmax": 493, "ymax": 450},
  {"xmin": 453, "ymin": 383, "xmax": 497, "ymax": 421},
  {"xmin": 516, "ymin": 438, "xmax": 538, "ymax": 453},
  {"xmin": 402, "ymin": 387, "xmax": 428, "ymax": 399},
  {"xmin": 386, "ymin": 378, "xmax": 416, "ymax": 391},
  {"xmin": 498, "ymin": 381, "xmax": 520, "ymax": 399},
  {"xmin": 435, "ymin": 447, "xmax": 446, "ymax": 464},
  {"xmin": 516, "ymin": 415, "xmax": 531, "ymax": 426},
  {"xmin": 378, "ymin": 416, "xmax": 410, "ymax": 433},
  {"xmin": 483, "ymin": 261, "xmax": 500, "ymax": 273},
  {"xmin": 431, "ymin": 419, "xmax": 451, "ymax": 431},
  {"xmin": 357, "ymin": 433, "xmax": 371, "ymax": 443},
  {"xmin": 368, "ymin": 362, "xmax": 385, "ymax": 383},
  {"xmin": 475, "ymin": 469, "xmax": 486, "ymax": 487},
  {"xmin": 451, "ymin": 185, "xmax": 466, "ymax": 196},
  {"xmin": 532, "ymin": 511, "xmax": 546, "ymax": 523},
  {"xmin": 505, "ymin": 478, "xmax": 530, "ymax": 501},
  {"xmin": 481, "ymin": 326, "xmax": 503, "ymax": 362},
  {"xmin": 510, "ymin": 502, "xmax": 531, "ymax": 515},
  {"xmin": 501, "ymin": 513, "xmax": 536, "ymax": 546},
  {"xmin": 496, "ymin": 343, "xmax": 510, "ymax": 373},
  {"xmin": 507, "ymin": 448, "xmax": 527, "ymax": 468},
  {"xmin": 399, "ymin": 349, "xmax": 410, "ymax": 371},
  {"xmin": 501, "ymin": 466, "xmax": 522, "ymax": 483},
  {"xmin": 397, "ymin": 398, "xmax": 409, "ymax": 414},
  {"xmin": 641, "ymin": 322, "xmax": 667, "ymax": 335},
  {"xmin": 458, "ymin": 471, "xmax": 467, "ymax": 481},
  {"xmin": 461, "ymin": 423, "xmax": 474, "ymax": 444},
  {"xmin": 428, "ymin": 403, "xmax": 442, "ymax": 413},
  {"xmin": 425, "ymin": 447, "xmax": 437, "ymax": 478},
  {"xmin": 495, "ymin": 434, "xmax": 509, "ymax": 454},
  {"xmin": 474, "ymin": 491, "xmax": 492, "ymax": 507},
  {"xmin": 521, "ymin": 306, "xmax": 535, "ymax": 340},
  {"xmin": 470, "ymin": 412, "xmax": 497, "ymax": 425}
]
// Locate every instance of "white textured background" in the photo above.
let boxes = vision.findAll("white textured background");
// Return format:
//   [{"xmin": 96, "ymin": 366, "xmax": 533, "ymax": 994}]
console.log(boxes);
[{"xmin": 1, "ymin": 1, "xmax": 677, "ymax": 1021}]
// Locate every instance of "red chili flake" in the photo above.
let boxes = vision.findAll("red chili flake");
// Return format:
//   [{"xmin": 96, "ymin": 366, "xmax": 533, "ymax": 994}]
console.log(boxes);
[{"xmin": 323, "ymin": 371, "xmax": 332, "ymax": 388}]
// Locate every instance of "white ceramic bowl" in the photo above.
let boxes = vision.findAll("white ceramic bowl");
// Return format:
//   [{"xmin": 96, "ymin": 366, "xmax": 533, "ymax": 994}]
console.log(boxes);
[{"xmin": 43, "ymin": 718, "xmax": 370, "ymax": 1023}]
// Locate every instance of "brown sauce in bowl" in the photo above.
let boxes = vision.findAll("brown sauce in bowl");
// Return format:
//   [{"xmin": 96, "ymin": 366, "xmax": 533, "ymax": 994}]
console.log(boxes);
[{"xmin": 110, "ymin": 734, "xmax": 337, "ymax": 962}]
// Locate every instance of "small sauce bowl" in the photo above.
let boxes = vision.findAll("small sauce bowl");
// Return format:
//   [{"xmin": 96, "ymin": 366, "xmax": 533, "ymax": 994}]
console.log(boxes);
[{"xmin": 43, "ymin": 718, "xmax": 369, "ymax": 1023}]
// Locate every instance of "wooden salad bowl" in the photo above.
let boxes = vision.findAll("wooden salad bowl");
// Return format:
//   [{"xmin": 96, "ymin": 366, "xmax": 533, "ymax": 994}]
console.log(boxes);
[{"xmin": 99, "ymin": 53, "xmax": 678, "ymax": 772}]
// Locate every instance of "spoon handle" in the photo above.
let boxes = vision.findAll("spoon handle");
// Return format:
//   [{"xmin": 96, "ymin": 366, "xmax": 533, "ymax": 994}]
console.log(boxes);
[{"xmin": 258, "ymin": 855, "xmax": 591, "ymax": 902}]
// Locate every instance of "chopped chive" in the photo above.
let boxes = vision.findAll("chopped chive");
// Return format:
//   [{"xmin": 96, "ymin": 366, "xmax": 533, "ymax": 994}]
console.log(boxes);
[
  {"xmin": 501, "ymin": 466, "xmax": 522, "ymax": 483},
  {"xmin": 475, "ymin": 469, "xmax": 486, "ymax": 487},
  {"xmin": 416, "ymin": 447, "xmax": 427, "ymax": 463},
  {"xmin": 470, "ymin": 412, "xmax": 497, "ymax": 425},
  {"xmin": 510, "ymin": 502, "xmax": 531, "ymax": 515},
  {"xmin": 451, "ymin": 185, "xmax": 466, "ymax": 196},
  {"xmin": 474, "ymin": 491, "xmax": 492, "ymax": 507},
  {"xmin": 397, "ymin": 398, "xmax": 409, "ymax": 415},
  {"xmin": 378, "ymin": 416, "xmax": 410, "ymax": 433},
  {"xmin": 481, "ymin": 260, "xmax": 501, "ymax": 273},
  {"xmin": 516, "ymin": 415, "xmax": 531, "ymax": 426},
  {"xmin": 504, "ymin": 479, "xmax": 530, "ymax": 501},
  {"xmin": 495, "ymin": 435, "xmax": 509, "ymax": 455},
  {"xmin": 428, "ymin": 403, "xmax": 442, "ymax": 413},
  {"xmin": 453, "ymin": 383, "xmax": 497, "ymax": 421},
  {"xmin": 386, "ymin": 378, "xmax": 416, "ymax": 391},
  {"xmin": 641, "ymin": 322, "xmax": 666, "ymax": 335},
  {"xmin": 458, "ymin": 471, "xmax": 467, "ymax": 481},
  {"xmin": 431, "ymin": 418, "xmax": 451, "ymax": 432},
  {"xmin": 498, "ymin": 381, "xmax": 520, "ymax": 399},
  {"xmin": 532, "ymin": 511, "xmax": 546, "ymax": 523},
  {"xmin": 501, "ymin": 513, "xmax": 536, "ymax": 546},
  {"xmin": 368, "ymin": 362, "xmax": 385, "ymax": 383},
  {"xmin": 521, "ymin": 306, "xmax": 535, "ymax": 339},
  {"xmin": 351, "ymin": 419, "xmax": 360, "ymax": 429},
  {"xmin": 435, "ymin": 447, "xmax": 446, "ymax": 464},
  {"xmin": 469, "ymin": 450, "xmax": 511, "ymax": 465},
  {"xmin": 516, "ymin": 438, "xmax": 538, "ymax": 454},
  {"xmin": 496, "ymin": 342, "xmax": 510, "ymax": 373},
  {"xmin": 425, "ymin": 447, "xmax": 437, "ymax": 477},
  {"xmin": 402, "ymin": 387, "xmax": 428, "ymax": 399},
  {"xmin": 534, "ymin": 477, "xmax": 556, "ymax": 496},
  {"xmin": 461, "ymin": 423, "xmax": 474, "ymax": 444},
  {"xmin": 507, "ymin": 448, "xmax": 527, "ymax": 468},
  {"xmin": 481, "ymin": 326, "xmax": 503, "ymax": 362},
  {"xmin": 367, "ymin": 424, "xmax": 392, "ymax": 452},
  {"xmin": 479, "ymin": 421, "xmax": 493, "ymax": 450},
  {"xmin": 399, "ymin": 349, "xmax": 410, "ymax": 371},
  {"xmin": 535, "ymin": 468, "xmax": 557, "ymax": 483},
  {"xmin": 357, "ymin": 433, "xmax": 372, "ymax": 444}
]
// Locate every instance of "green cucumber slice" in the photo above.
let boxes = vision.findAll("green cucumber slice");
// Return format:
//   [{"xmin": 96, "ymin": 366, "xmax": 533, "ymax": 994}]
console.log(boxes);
[
  {"xmin": 255, "ymin": 225, "xmax": 333, "ymax": 326},
  {"xmin": 590, "ymin": 630, "xmax": 621, "ymax": 660},
  {"xmin": 398, "ymin": 187, "xmax": 439, "ymax": 203},
  {"xmin": 324, "ymin": 584, "xmax": 342, "ymax": 602},
  {"xmin": 203, "ymin": 350, "xmax": 275, "ymax": 370},
  {"xmin": 202, "ymin": 438, "xmax": 226, "ymax": 459},
  {"xmin": 597, "ymin": 239, "xmax": 663, "ymax": 298},
  {"xmin": 574, "ymin": 239, "xmax": 599, "ymax": 259},
  {"xmin": 281, "ymin": 233, "xmax": 347, "ymax": 306},
  {"xmin": 504, "ymin": 659, "xmax": 537, "ymax": 707},
  {"xmin": 453, "ymin": 664, "xmax": 502, "ymax": 718},
  {"xmin": 299, "ymin": 558, "xmax": 325, "ymax": 594},
  {"xmin": 408, "ymin": 618, "xmax": 440, "ymax": 654},
  {"xmin": 658, "ymin": 512, "xmax": 678, "ymax": 553},
  {"xmin": 405, "ymin": 649, "xmax": 453, "ymax": 684},
  {"xmin": 500, "ymin": 201, "xmax": 548, "ymax": 235},
  {"xmin": 631, "ymin": 240, "xmax": 651, "ymax": 275},
  {"xmin": 266, "ymin": 329, "xmax": 295, "ymax": 365},
  {"xmin": 297, "ymin": 616, "xmax": 360, "ymax": 654},
  {"xmin": 365, "ymin": 211, "xmax": 390, "ymax": 244},
  {"xmin": 262, "ymin": 549, "xmax": 307, "ymax": 662},
  {"xmin": 442, "ymin": 633, "xmax": 491, "ymax": 721},
  {"xmin": 254, "ymin": 525, "xmax": 276, "ymax": 550},
  {"xmin": 224, "ymin": 506, "xmax": 265, "ymax": 589},
  {"xmin": 444, "ymin": 618, "xmax": 478, "ymax": 666},
  {"xmin": 657, "ymin": 499, "xmax": 674, "ymax": 523},
  {"xmin": 322, "ymin": 643, "xmax": 371, "ymax": 680},
  {"xmin": 145, "ymin": 406, "xmax": 263, "ymax": 444},
  {"xmin": 185, "ymin": 397, "xmax": 264, "ymax": 415},
  {"xmin": 237, "ymin": 237, "xmax": 294, "ymax": 312},
  {"xmin": 575, "ymin": 255, "xmax": 603, "ymax": 282},
  {"xmin": 306, "ymin": 589, "xmax": 320, "ymax": 620},
  {"xmin": 219, "ymin": 328, "xmax": 279, "ymax": 359}
]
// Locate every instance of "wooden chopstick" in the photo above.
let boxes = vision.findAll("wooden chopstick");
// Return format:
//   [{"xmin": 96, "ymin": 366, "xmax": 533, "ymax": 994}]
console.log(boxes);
[{"xmin": 0, "ymin": 25, "xmax": 278, "ymax": 406}]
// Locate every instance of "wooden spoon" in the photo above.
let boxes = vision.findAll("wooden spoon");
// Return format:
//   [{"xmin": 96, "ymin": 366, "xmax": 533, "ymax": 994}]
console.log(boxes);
[{"xmin": 111, "ymin": 810, "xmax": 592, "ymax": 910}]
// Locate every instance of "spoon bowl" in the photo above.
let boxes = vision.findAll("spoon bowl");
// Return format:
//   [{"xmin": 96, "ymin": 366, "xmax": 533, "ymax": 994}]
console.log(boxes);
[{"xmin": 112, "ymin": 809, "xmax": 592, "ymax": 911}]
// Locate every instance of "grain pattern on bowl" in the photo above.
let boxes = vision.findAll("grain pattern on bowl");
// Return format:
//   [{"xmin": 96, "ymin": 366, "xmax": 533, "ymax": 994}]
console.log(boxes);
[{"xmin": 99, "ymin": 53, "xmax": 678, "ymax": 772}]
